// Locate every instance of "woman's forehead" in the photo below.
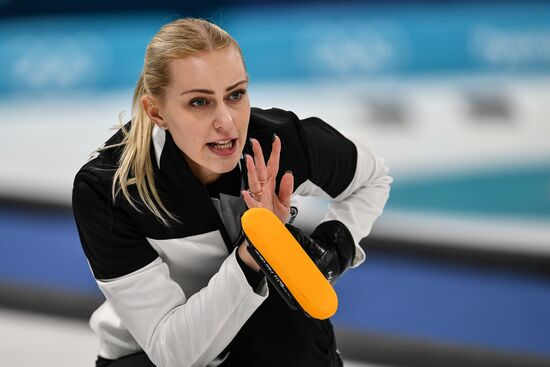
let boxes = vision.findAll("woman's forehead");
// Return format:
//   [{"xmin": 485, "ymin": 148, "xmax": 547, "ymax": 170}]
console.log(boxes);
[{"xmin": 167, "ymin": 48, "xmax": 247, "ymax": 93}]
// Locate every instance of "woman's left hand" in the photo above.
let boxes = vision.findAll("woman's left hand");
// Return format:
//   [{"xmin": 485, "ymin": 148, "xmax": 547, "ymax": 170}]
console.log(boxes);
[{"xmin": 242, "ymin": 135, "xmax": 294, "ymax": 223}]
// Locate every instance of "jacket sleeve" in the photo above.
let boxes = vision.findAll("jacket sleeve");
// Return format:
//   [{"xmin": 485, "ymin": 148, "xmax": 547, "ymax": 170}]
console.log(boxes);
[
  {"xmin": 72, "ymin": 176, "xmax": 268, "ymax": 367},
  {"xmin": 291, "ymin": 113, "xmax": 393, "ymax": 268}
]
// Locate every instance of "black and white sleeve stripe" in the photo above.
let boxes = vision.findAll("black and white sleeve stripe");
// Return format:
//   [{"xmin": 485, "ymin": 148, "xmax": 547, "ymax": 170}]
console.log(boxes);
[{"xmin": 289, "ymin": 111, "xmax": 393, "ymax": 268}]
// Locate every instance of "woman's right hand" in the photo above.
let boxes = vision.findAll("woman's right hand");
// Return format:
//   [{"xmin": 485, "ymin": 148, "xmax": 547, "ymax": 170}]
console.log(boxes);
[
  {"xmin": 241, "ymin": 134, "xmax": 294, "ymax": 223},
  {"xmin": 239, "ymin": 134, "xmax": 294, "ymax": 271}
]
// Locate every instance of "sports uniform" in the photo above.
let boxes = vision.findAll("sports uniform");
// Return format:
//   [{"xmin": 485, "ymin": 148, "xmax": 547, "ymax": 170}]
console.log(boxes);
[{"xmin": 72, "ymin": 107, "xmax": 392, "ymax": 367}]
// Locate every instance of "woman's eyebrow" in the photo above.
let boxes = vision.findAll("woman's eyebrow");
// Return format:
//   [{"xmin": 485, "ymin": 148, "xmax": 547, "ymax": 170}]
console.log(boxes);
[
  {"xmin": 180, "ymin": 79, "xmax": 248, "ymax": 96},
  {"xmin": 180, "ymin": 88, "xmax": 213, "ymax": 96},
  {"xmin": 225, "ymin": 79, "xmax": 248, "ymax": 91}
]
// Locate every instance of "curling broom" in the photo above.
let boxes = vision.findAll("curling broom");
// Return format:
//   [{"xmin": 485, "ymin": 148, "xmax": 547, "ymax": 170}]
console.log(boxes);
[{"xmin": 241, "ymin": 207, "xmax": 338, "ymax": 320}]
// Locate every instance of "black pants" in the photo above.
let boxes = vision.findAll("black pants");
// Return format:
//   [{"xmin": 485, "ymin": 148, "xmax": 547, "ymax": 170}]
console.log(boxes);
[{"xmin": 96, "ymin": 285, "xmax": 343, "ymax": 367}]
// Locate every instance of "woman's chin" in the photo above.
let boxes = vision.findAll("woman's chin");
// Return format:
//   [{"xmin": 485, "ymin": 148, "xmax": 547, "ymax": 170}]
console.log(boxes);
[{"xmin": 208, "ymin": 158, "xmax": 240, "ymax": 175}]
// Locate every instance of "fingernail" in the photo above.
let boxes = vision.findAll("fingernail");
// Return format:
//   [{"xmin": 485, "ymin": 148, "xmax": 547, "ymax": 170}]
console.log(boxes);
[
  {"xmin": 272, "ymin": 133, "xmax": 277, "ymax": 142},
  {"xmin": 285, "ymin": 170, "xmax": 293, "ymax": 175},
  {"xmin": 248, "ymin": 138, "xmax": 254, "ymax": 150}
]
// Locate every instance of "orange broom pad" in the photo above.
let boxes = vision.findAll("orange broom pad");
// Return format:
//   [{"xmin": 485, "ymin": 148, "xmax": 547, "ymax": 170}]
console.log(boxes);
[{"xmin": 241, "ymin": 207, "xmax": 338, "ymax": 320}]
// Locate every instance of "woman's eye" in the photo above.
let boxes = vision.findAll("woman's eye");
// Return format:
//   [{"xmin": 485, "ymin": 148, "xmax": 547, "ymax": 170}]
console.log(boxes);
[
  {"xmin": 190, "ymin": 98, "xmax": 207, "ymax": 108},
  {"xmin": 228, "ymin": 90, "xmax": 245, "ymax": 102}
]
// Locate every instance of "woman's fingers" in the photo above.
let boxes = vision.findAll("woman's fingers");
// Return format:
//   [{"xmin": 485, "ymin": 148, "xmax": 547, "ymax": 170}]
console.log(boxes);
[
  {"xmin": 244, "ymin": 134, "xmax": 293, "ymax": 223},
  {"xmin": 277, "ymin": 170, "xmax": 294, "ymax": 208},
  {"xmin": 266, "ymin": 135, "xmax": 281, "ymax": 182},
  {"xmin": 249, "ymin": 138, "xmax": 268, "ymax": 181},
  {"xmin": 250, "ymin": 135, "xmax": 281, "ymax": 185},
  {"xmin": 241, "ymin": 189, "xmax": 256, "ymax": 209},
  {"xmin": 245, "ymin": 153, "xmax": 262, "ymax": 195}
]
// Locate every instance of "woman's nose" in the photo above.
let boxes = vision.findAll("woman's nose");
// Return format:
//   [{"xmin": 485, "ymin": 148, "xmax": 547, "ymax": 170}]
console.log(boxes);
[{"xmin": 213, "ymin": 104, "xmax": 234, "ymax": 131}]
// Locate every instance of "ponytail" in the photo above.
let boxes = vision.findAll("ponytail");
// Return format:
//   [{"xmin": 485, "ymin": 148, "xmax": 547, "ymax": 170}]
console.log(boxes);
[{"xmin": 109, "ymin": 73, "xmax": 177, "ymax": 226}]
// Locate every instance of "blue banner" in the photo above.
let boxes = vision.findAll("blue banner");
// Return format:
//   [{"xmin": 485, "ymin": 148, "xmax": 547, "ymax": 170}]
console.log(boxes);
[{"xmin": 1, "ymin": 3, "xmax": 550, "ymax": 95}]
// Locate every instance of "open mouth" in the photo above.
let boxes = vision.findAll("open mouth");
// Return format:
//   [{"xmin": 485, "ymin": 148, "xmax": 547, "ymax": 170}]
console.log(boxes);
[
  {"xmin": 207, "ymin": 138, "xmax": 237, "ymax": 150},
  {"xmin": 206, "ymin": 138, "xmax": 239, "ymax": 156}
]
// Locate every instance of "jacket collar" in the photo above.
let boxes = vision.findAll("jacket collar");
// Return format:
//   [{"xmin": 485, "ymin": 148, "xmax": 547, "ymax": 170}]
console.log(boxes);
[{"xmin": 150, "ymin": 125, "xmax": 249, "ymax": 250}]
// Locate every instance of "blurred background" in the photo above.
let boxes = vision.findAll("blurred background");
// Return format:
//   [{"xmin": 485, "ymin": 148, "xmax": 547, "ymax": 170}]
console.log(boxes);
[{"xmin": 1, "ymin": 1, "xmax": 549, "ymax": 366}]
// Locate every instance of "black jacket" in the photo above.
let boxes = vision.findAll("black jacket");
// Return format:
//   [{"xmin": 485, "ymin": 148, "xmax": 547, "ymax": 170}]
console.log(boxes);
[{"xmin": 72, "ymin": 107, "xmax": 392, "ymax": 367}]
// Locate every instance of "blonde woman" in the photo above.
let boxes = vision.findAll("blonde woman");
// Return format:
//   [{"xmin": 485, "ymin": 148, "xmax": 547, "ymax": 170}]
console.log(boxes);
[{"xmin": 72, "ymin": 18, "xmax": 392, "ymax": 367}]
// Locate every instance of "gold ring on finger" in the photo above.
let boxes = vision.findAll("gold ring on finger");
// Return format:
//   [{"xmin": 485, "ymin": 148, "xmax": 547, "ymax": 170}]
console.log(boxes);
[{"xmin": 250, "ymin": 188, "xmax": 263, "ymax": 197}]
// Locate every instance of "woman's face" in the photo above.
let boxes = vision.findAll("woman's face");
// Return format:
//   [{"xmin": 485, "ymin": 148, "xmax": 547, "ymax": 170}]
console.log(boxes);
[{"xmin": 154, "ymin": 47, "xmax": 250, "ymax": 185}]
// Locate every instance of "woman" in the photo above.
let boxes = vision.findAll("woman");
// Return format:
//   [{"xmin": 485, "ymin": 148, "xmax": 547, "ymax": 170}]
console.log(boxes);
[{"xmin": 72, "ymin": 18, "xmax": 392, "ymax": 367}]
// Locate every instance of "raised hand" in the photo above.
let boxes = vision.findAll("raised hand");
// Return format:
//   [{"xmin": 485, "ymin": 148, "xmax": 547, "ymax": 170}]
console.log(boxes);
[{"xmin": 241, "ymin": 134, "xmax": 294, "ymax": 223}]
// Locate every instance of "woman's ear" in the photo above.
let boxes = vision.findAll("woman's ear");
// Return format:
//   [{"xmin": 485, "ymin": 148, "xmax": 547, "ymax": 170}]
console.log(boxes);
[{"xmin": 141, "ymin": 95, "xmax": 168, "ymax": 130}]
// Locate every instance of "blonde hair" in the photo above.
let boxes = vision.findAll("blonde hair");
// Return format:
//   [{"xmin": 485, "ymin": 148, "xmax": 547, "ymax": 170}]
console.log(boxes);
[{"xmin": 107, "ymin": 18, "xmax": 243, "ymax": 225}]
